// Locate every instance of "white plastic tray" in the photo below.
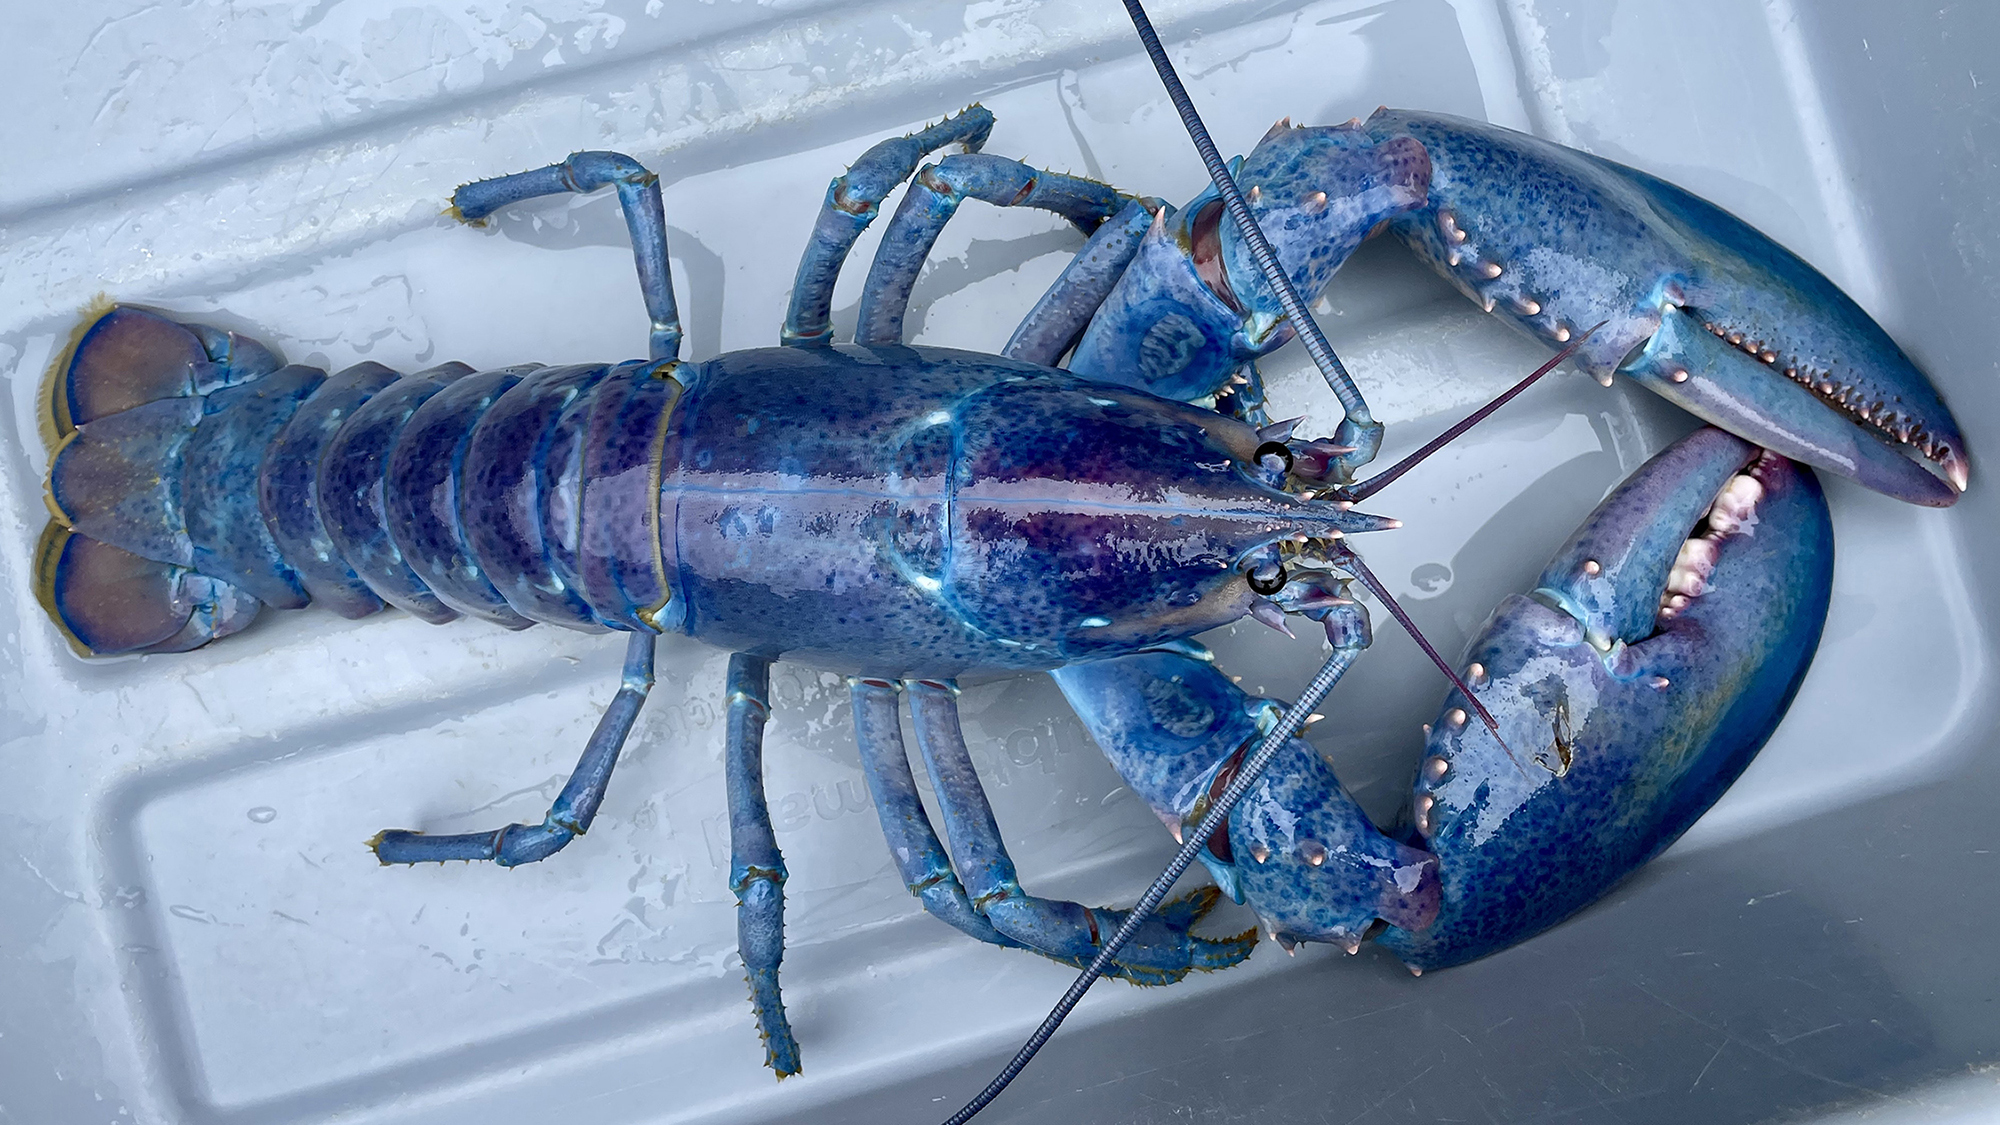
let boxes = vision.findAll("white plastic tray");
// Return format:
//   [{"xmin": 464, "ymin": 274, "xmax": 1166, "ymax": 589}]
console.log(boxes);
[{"xmin": 4, "ymin": 1, "xmax": 1996, "ymax": 1122}]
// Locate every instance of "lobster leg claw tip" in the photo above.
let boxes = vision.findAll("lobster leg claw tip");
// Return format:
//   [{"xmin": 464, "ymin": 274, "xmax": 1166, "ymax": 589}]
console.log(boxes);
[{"xmin": 1191, "ymin": 927, "xmax": 1260, "ymax": 972}]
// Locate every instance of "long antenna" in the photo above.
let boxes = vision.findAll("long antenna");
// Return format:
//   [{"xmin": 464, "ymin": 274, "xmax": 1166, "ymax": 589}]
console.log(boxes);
[
  {"xmin": 1335, "ymin": 546, "xmax": 1520, "ymax": 769},
  {"xmin": 1342, "ymin": 326, "xmax": 1601, "ymax": 503},
  {"xmin": 939, "ymin": 643, "xmax": 1364, "ymax": 1125},
  {"xmin": 1114, "ymin": 0, "xmax": 1380, "ymax": 472}
]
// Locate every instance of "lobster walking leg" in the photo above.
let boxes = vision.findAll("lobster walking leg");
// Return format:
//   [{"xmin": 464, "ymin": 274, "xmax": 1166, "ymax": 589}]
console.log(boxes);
[
  {"xmin": 1003, "ymin": 198, "xmax": 1157, "ymax": 366},
  {"xmin": 848, "ymin": 680, "xmax": 1019, "ymax": 948},
  {"xmin": 854, "ymin": 155, "xmax": 1127, "ymax": 345},
  {"xmin": 369, "ymin": 632, "xmax": 657, "ymax": 865},
  {"xmin": 723, "ymin": 655, "xmax": 801, "ymax": 1078},
  {"xmin": 903, "ymin": 680, "xmax": 1256, "ymax": 983},
  {"xmin": 451, "ymin": 151, "xmax": 682, "ymax": 361},
  {"xmin": 781, "ymin": 106, "xmax": 997, "ymax": 346}
]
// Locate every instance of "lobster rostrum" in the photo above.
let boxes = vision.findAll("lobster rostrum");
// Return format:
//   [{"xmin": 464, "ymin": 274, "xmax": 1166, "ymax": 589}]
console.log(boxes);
[{"xmin": 30, "ymin": 84, "xmax": 1959, "ymax": 1085}]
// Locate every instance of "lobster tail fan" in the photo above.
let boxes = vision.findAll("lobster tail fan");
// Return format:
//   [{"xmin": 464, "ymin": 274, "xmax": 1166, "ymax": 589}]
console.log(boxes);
[
  {"xmin": 36, "ymin": 302, "xmax": 291, "ymax": 657},
  {"xmin": 46, "ymin": 396, "xmax": 203, "ymax": 566},
  {"xmin": 48, "ymin": 304, "xmax": 282, "ymax": 437},
  {"xmin": 34, "ymin": 524, "xmax": 260, "ymax": 656}
]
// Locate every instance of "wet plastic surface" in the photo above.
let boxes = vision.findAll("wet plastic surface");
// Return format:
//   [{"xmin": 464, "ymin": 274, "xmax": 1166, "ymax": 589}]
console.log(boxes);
[{"xmin": 2, "ymin": 1, "xmax": 1996, "ymax": 1122}]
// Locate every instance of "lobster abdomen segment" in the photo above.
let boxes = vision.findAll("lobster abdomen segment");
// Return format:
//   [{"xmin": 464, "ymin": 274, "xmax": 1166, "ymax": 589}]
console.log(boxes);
[{"xmin": 37, "ymin": 306, "xmax": 682, "ymax": 655}]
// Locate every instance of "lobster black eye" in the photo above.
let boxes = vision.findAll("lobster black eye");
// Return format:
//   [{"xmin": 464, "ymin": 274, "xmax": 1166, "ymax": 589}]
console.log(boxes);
[
  {"xmin": 1254, "ymin": 441, "xmax": 1294, "ymax": 474},
  {"xmin": 1247, "ymin": 564, "xmax": 1288, "ymax": 595}
]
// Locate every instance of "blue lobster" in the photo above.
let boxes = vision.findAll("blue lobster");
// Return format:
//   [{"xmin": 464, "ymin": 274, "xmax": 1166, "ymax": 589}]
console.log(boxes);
[{"xmin": 32, "ymin": 98, "xmax": 1964, "ymax": 1082}]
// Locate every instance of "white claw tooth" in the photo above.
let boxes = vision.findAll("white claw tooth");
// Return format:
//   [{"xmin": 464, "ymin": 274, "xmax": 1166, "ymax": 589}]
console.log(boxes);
[
  {"xmin": 1665, "ymin": 567, "xmax": 1703, "ymax": 598},
  {"xmin": 1483, "ymin": 262, "xmax": 1503, "ymax": 279},
  {"xmin": 1445, "ymin": 708, "xmax": 1467, "ymax": 729}
]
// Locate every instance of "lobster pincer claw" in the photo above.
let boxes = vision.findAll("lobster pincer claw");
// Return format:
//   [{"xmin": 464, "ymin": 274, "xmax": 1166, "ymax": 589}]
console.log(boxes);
[
  {"xmin": 1362, "ymin": 109, "xmax": 1967, "ymax": 506},
  {"xmin": 1377, "ymin": 427, "xmax": 1834, "ymax": 971}
]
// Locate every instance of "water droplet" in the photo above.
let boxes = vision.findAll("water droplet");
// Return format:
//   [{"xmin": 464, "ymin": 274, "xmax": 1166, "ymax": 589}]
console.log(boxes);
[{"xmin": 247, "ymin": 807, "xmax": 277, "ymax": 823}]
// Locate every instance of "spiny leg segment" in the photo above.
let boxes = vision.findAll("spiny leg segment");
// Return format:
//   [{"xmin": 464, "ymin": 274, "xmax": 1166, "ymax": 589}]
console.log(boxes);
[
  {"xmin": 370, "ymin": 631, "xmax": 657, "ymax": 866},
  {"xmin": 849, "ymin": 678, "xmax": 1019, "ymax": 947},
  {"xmin": 1003, "ymin": 199, "xmax": 1157, "ymax": 366},
  {"xmin": 452, "ymin": 151, "xmax": 683, "ymax": 362},
  {"xmin": 724, "ymin": 654, "xmax": 800, "ymax": 1078},
  {"xmin": 783, "ymin": 107, "xmax": 997, "ymax": 346},
  {"xmin": 903, "ymin": 680, "xmax": 1253, "ymax": 982},
  {"xmin": 854, "ymin": 156, "xmax": 1129, "ymax": 345}
]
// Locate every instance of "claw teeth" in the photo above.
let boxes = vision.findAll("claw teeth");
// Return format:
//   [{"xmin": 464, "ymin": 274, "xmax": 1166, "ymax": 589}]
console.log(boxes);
[
  {"xmin": 1666, "ymin": 538, "xmax": 1718, "ymax": 597},
  {"xmin": 1483, "ymin": 262, "xmax": 1503, "ymax": 279}
]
